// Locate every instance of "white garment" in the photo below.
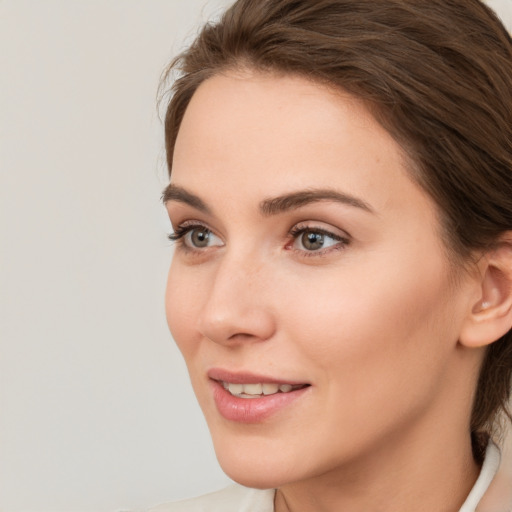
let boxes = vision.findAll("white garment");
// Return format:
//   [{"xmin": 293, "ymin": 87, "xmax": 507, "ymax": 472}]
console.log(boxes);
[
  {"xmin": 149, "ymin": 484, "xmax": 274, "ymax": 512},
  {"xmin": 150, "ymin": 442, "xmax": 512, "ymax": 512}
]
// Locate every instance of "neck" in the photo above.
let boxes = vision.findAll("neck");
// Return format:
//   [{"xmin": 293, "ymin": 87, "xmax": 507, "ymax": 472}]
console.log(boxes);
[{"xmin": 274, "ymin": 423, "xmax": 480, "ymax": 512}]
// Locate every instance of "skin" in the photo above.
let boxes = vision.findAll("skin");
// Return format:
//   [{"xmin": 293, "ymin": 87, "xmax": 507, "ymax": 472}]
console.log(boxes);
[{"xmin": 165, "ymin": 71, "xmax": 489, "ymax": 512}]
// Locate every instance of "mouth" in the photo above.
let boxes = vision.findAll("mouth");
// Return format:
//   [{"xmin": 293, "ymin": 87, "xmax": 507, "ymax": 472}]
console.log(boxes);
[
  {"xmin": 207, "ymin": 369, "xmax": 311, "ymax": 423},
  {"xmin": 219, "ymin": 381, "xmax": 309, "ymax": 398}
]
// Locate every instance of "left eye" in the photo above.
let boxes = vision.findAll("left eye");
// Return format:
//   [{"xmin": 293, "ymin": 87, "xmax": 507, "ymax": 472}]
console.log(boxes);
[
  {"xmin": 293, "ymin": 229, "xmax": 342, "ymax": 251},
  {"xmin": 183, "ymin": 227, "xmax": 223, "ymax": 248},
  {"xmin": 169, "ymin": 224, "xmax": 224, "ymax": 249}
]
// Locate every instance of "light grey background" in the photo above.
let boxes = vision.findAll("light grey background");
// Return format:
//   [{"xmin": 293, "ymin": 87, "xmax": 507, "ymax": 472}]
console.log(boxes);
[
  {"xmin": 1, "ymin": 1, "xmax": 511, "ymax": 511},
  {"xmin": 1, "ymin": 1, "xmax": 234, "ymax": 511}
]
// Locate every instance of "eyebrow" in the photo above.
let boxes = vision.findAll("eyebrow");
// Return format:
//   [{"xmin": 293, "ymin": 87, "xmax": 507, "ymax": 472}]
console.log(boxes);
[
  {"xmin": 162, "ymin": 184, "xmax": 212, "ymax": 214},
  {"xmin": 259, "ymin": 189, "xmax": 374, "ymax": 216},
  {"xmin": 163, "ymin": 184, "xmax": 374, "ymax": 216}
]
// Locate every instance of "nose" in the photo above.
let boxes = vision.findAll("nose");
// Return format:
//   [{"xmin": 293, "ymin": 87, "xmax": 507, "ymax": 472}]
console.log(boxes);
[{"xmin": 196, "ymin": 254, "xmax": 276, "ymax": 346}]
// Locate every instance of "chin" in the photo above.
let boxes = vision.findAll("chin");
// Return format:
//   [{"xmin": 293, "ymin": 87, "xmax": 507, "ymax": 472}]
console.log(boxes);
[
  {"xmin": 210, "ymin": 437, "xmax": 281, "ymax": 488},
  {"xmin": 220, "ymin": 459, "xmax": 290, "ymax": 490},
  {"xmin": 211, "ymin": 435, "xmax": 313, "ymax": 490}
]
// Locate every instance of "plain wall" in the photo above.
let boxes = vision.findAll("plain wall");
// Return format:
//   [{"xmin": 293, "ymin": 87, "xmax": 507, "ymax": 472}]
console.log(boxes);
[
  {"xmin": 1, "ymin": 1, "xmax": 511, "ymax": 511},
  {"xmin": 1, "ymin": 2, "xmax": 234, "ymax": 511}
]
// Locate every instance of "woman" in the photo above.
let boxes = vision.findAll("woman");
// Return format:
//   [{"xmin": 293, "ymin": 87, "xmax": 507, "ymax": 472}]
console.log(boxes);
[{"xmin": 155, "ymin": 0, "xmax": 512, "ymax": 510}]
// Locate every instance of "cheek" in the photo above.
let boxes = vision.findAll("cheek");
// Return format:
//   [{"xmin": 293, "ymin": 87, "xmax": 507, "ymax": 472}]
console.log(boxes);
[
  {"xmin": 165, "ymin": 261, "xmax": 201, "ymax": 357},
  {"xmin": 267, "ymin": 256, "xmax": 460, "ymax": 464},
  {"xmin": 282, "ymin": 249, "xmax": 456, "ymax": 406}
]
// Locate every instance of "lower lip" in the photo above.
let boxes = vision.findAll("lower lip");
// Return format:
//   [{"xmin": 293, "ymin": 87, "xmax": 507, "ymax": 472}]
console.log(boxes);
[{"xmin": 211, "ymin": 380, "xmax": 310, "ymax": 423}]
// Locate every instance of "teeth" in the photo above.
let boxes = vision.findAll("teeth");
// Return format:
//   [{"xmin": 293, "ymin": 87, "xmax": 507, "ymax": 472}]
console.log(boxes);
[
  {"xmin": 262, "ymin": 383, "xmax": 279, "ymax": 395},
  {"xmin": 227, "ymin": 383, "xmax": 243, "ymax": 395},
  {"xmin": 224, "ymin": 381, "xmax": 304, "ymax": 397},
  {"xmin": 243, "ymin": 383, "xmax": 262, "ymax": 395}
]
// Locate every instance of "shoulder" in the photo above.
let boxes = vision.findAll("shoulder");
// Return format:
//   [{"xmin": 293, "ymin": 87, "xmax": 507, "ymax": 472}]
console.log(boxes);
[{"xmin": 148, "ymin": 484, "xmax": 275, "ymax": 512}]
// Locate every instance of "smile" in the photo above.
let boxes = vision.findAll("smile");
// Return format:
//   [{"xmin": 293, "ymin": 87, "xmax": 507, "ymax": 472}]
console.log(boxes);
[
  {"xmin": 208, "ymin": 371, "xmax": 311, "ymax": 423},
  {"xmin": 221, "ymin": 381, "xmax": 308, "ymax": 398}
]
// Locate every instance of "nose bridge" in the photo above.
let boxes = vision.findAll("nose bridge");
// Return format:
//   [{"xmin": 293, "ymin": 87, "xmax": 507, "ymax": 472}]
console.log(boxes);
[
  {"xmin": 197, "ymin": 247, "xmax": 275, "ymax": 344},
  {"xmin": 211, "ymin": 251, "xmax": 257, "ymax": 303}
]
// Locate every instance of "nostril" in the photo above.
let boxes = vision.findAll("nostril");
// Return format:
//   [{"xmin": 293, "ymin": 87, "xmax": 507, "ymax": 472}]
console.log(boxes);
[
  {"xmin": 227, "ymin": 332, "xmax": 260, "ymax": 341},
  {"xmin": 197, "ymin": 309, "xmax": 276, "ymax": 346}
]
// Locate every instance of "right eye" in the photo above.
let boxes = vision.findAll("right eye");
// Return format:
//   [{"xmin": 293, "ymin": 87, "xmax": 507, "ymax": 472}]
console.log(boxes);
[
  {"xmin": 184, "ymin": 227, "xmax": 222, "ymax": 248},
  {"xmin": 169, "ymin": 224, "xmax": 224, "ymax": 249}
]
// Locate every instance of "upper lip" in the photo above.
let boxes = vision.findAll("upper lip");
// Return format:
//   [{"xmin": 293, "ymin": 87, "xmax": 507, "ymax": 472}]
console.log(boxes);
[{"xmin": 207, "ymin": 368, "xmax": 310, "ymax": 386}]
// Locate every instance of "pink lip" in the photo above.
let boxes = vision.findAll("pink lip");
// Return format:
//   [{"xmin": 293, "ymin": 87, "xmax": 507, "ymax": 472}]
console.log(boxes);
[
  {"xmin": 207, "ymin": 368, "xmax": 308, "ymax": 386},
  {"xmin": 208, "ymin": 368, "xmax": 311, "ymax": 423}
]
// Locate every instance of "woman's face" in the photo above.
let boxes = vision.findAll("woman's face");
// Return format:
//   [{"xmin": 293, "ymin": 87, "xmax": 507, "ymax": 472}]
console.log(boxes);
[{"xmin": 165, "ymin": 71, "xmax": 479, "ymax": 488}]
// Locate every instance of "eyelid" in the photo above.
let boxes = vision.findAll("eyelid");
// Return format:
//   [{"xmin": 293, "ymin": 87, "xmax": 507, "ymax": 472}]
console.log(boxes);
[
  {"xmin": 289, "ymin": 221, "xmax": 351, "ymax": 241},
  {"xmin": 168, "ymin": 220, "xmax": 210, "ymax": 241}
]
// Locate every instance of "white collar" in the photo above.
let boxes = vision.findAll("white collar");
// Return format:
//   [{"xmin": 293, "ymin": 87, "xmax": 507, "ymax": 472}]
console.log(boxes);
[{"xmin": 459, "ymin": 441, "xmax": 501, "ymax": 512}]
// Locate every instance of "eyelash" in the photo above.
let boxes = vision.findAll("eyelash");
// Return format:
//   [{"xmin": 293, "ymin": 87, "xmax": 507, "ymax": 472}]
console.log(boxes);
[
  {"xmin": 167, "ymin": 222, "xmax": 204, "ymax": 243},
  {"xmin": 168, "ymin": 222, "xmax": 350, "ymax": 256}
]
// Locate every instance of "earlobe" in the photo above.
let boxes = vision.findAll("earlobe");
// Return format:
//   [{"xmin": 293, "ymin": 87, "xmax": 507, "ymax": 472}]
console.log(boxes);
[{"xmin": 459, "ymin": 241, "xmax": 512, "ymax": 348}]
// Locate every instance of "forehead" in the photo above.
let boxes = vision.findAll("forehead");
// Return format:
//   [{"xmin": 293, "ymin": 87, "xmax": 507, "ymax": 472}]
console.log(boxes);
[{"xmin": 171, "ymin": 71, "xmax": 434, "ymax": 221}]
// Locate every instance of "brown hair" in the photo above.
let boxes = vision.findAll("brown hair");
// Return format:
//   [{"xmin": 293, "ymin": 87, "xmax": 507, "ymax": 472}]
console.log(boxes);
[{"xmin": 160, "ymin": 0, "xmax": 512, "ymax": 459}]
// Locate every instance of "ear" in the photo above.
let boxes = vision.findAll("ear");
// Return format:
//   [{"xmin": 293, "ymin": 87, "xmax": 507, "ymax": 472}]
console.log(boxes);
[{"xmin": 459, "ymin": 237, "xmax": 512, "ymax": 348}]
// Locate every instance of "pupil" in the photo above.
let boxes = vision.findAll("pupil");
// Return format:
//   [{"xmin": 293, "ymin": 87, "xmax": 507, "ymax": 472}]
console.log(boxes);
[
  {"xmin": 303, "ymin": 231, "xmax": 324, "ymax": 250},
  {"xmin": 192, "ymin": 229, "xmax": 209, "ymax": 247}
]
